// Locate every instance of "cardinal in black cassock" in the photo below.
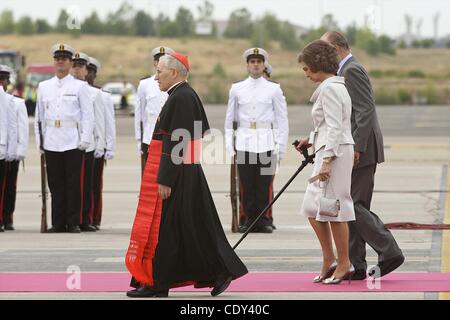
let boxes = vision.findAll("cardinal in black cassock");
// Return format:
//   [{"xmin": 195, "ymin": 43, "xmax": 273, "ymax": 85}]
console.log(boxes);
[{"xmin": 125, "ymin": 52, "xmax": 248, "ymax": 298}]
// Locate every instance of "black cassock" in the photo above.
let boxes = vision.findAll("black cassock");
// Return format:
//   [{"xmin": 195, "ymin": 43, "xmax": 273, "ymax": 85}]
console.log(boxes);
[{"xmin": 126, "ymin": 81, "xmax": 248, "ymax": 290}]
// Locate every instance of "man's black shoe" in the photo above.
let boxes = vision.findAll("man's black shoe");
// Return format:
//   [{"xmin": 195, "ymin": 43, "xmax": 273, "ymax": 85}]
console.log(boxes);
[
  {"xmin": 47, "ymin": 226, "xmax": 66, "ymax": 233},
  {"xmin": 369, "ymin": 254, "xmax": 405, "ymax": 278},
  {"xmin": 67, "ymin": 226, "xmax": 81, "ymax": 233},
  {"xmin": 126, "ymin": 286, "xmax": 169, "ymax": 298},
  {"xmin": 4, "ymin": 224, "xmax": 14, "ymax": 231},
  {"xmin": 211, "ymin": 275, "xmax": 233, "ymax": 297},
  {"xmin": 80, "ymin": 224, "xmax": 97, "ymax": 232},
  {"xmin": 93, "ymin": 225, "xmax": 100, "ymax": 231},
  {"xmin": 259, "ymin": 226, "xmax": 274, "ymax": 233},
  {"xmin": 349, "ymin": 269, "xmax": 367, "ymax": 280}
]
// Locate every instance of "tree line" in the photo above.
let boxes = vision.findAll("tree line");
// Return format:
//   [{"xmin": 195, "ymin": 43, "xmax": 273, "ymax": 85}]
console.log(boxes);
[{"xmin": 2, "ymin": 1, "xmax": 441, "ymax": 56}]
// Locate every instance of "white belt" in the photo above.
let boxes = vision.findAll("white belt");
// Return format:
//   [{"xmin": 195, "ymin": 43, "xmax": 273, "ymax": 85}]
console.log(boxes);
[
  {"xmin": 46, "ymin": 120, "xmax": 78, "ymax": 128},
  {"xmin": 239, "ymin": 121, "xmax": 273, "ymax": 129}
]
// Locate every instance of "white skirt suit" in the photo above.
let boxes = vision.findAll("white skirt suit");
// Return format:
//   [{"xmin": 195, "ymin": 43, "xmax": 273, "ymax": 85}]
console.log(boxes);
[{"xmin": 300, "ymin": 76, "xmax": 356, "ymax": 222}]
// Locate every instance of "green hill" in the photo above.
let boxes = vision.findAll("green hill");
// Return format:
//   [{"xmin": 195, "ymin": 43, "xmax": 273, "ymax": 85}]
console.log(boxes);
[{"xmin": 1, "ymin": 34, "xmax": 449, "ymax": 104}]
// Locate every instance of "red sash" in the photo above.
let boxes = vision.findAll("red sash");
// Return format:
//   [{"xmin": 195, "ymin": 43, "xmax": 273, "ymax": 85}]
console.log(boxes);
[
  {"xmin": 184, "ymin": 139, "xmax": 201, "ymax": 164},
  {"xmin": 125, "ymin": 140, "xmax": 163, "ymax": 286}
]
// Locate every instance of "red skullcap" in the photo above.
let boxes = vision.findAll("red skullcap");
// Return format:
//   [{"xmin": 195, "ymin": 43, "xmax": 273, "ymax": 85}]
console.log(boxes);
[{"xmin": 169, "ymin": 52, "xmax": 190, "ymax": 71}]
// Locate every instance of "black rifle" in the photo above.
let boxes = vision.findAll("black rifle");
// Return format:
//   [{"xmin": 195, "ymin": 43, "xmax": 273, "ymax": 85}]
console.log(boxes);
[
  {"xmin": 230, "ymin": 120, "xmax": 239, "ymax": 233},
  {"xmin": 38, "ymin": 121, "xmax": 47, "ymax": 233}
]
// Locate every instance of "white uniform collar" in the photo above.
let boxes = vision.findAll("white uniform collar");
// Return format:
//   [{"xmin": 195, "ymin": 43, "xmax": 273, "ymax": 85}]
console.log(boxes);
[
  {"xmin": 55, "ymin": 73, "xmax": 73, "ymax": 86},
  {"xmin": 338, "ymin": 53, "xmax": 353, "ymax": 74},
  {"xmin": 310, "ymin": 76, "xmax": 345, "ymax": 103},
  {"xmin": 247, "ymin": 75, "xmax": 265, "ymax": 84}
]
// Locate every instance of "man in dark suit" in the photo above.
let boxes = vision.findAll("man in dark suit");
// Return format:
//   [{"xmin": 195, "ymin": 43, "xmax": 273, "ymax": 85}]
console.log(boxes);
[{"xmin": 321, "ymin": 31, "xmax": 404, "ymax": 279}]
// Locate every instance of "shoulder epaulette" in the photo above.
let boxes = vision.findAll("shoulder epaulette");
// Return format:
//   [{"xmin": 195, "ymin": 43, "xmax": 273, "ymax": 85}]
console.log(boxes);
[
  {"xmin": 233, "ymin": 79, "xmax": 244, "ymax": 84},
  {"xmin": 268, "ymin": 79, "xmax": 279, "ymax": 84},
  {"xmin": 92, "ymin": 85, "xmax": 101, "ymax": 89}
]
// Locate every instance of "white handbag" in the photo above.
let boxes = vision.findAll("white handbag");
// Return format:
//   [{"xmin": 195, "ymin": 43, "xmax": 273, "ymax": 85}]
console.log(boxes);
[{"xmin": 318, "ymin": 181, "xmax": 340, "ymax": 217}]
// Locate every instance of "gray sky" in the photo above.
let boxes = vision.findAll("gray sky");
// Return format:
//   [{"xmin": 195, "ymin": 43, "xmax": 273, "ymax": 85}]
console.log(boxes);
[{"xmin": 0, "ymin": 0, "xmax": 449, "ymax": 37}]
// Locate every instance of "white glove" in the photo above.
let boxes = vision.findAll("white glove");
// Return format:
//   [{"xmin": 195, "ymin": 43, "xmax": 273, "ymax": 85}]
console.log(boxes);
[
  {"xmin": 226, "ymin": 145, "xmax": 236, "ymax": 158},
  {"xmin": 137, "ymin": 141, "xmax": 143, "ymax": 156},
  {"xmin": 94, "ymin": 149, "xmax": 105, "ymax": 159},
  {"xmin": 104, "ymin": 150, "xmax": 115, "ymax": 160},
  {"xmin": 78, "ymin": 141, "xmax": 90, "ymax": 151}
]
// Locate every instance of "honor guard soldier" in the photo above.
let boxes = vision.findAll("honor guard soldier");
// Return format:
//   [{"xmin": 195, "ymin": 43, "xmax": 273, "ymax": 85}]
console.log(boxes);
[
  {"xmin": 71, "ymin": 52, "xmax": 106, "ymax": 232},
  {"xmin": 0, "ymin": 86, "xmax": 7, "ymax": 232},
  {"xmin": 263, "ymin": 61, "xmax": 273, "ymax": 80},
  {"xmin": 34, "ymin": 44, "xmax": 94, "ymax": 233},
  {"xmin": 87, "ymin": 56, "xmax": 116, "ymax": 230},
  {"xmin": 0, "ymin": 65, "xmax": 28, "ymax": 231},
  {"xmin": 225, "ymin": 48, "xmax": 289, "ymax": 233},
  {"xmin": 134, "ymin": 46, "xmax": 174, "ymax": 176},
  {"xmin": 0, "ymin": 66, "xmax": 17, "ymax": 232}
]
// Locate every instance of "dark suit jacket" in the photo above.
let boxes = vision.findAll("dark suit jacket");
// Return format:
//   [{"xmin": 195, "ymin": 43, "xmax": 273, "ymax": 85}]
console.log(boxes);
[{"xmin": 339, "ymin": 56, "xmax": 385, "ymax": 168}]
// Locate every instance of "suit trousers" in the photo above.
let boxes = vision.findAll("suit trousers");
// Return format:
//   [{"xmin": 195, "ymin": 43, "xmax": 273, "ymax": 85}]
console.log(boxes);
[
  {"xmin": 141, "ymin": 142, "xmax": 149, "ymax": 176},
  {"xmin": 349, "ymin": 163, "xmax": 403, "ymax": 271},
  {"xmin": 3, "ymin": 160, "xmax": 19, "ymax": 225},
  {"xmin": 45, "ymin": 149, "xmax": 83, "ymax": 228},
  {"xmin": 0, "ymin": 160, "xmax": 6, "ymax": 225},
  {"xmin": 82, "ymin": 151, "xmax": 95, "ymax": 225},
  {"xmin": 237, "ymin": 151, "xmax": 275, "ymax": 228},
  {"xmin": 93, "ymin": 157, "xmax": 105, "ymax": 226}
]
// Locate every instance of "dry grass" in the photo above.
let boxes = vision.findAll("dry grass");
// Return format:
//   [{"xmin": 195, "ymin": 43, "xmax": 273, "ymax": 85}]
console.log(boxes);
[{"xmin": 1, "ymin": 34, "xmax": 449, "ymax": 103}]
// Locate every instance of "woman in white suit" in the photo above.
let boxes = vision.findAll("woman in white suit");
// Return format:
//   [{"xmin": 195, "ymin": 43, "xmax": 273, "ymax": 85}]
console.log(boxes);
[{"xmin": 296, "ymin": 40, "xmax": 355, "ymax": 284}]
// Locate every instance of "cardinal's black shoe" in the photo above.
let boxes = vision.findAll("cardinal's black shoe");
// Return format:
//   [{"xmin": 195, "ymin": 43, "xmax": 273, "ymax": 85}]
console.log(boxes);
[
  {"xmin": 126, "ymin": 286, "xmax": 169, "ymax": 298},
  {"xmin": 211, "ymin": 275, "xmax": 233, "ymax": 297}
]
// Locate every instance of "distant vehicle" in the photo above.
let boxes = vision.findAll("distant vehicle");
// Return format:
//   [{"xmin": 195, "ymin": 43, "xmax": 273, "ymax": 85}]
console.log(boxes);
[
  {"xmin": 23, "ymin": 64, "xmax": 54, "ymax": 116},
  {"xmin": 0, "ymin": 48, "xmax": 26, "ymax": 96},
  {"xmin": 102, "ymin": 82, "xmax": 137, "ymax": 115},
  {"xmin": 25, "ymin": 64, "xmax": 54, "ymax": 87}
]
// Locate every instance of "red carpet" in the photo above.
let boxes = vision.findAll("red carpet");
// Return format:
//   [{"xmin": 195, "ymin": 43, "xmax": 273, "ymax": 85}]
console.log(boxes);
[{"xmin": 1, "ymin": 272, "xmax": 449, "ymax": 292}]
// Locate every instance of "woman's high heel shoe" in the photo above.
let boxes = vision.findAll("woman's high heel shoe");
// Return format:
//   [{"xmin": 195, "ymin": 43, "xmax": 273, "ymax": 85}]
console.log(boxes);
[
  {"xmin": 313, "ymin": 261, "xmax": 338, "ymax": 283},
  {"xmin": 322, "ymin": 265, "xmax": 355, "ymax": 285}
]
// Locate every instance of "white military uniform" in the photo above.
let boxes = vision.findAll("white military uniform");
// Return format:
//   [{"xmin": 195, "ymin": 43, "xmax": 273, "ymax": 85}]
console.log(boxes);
[
  {"xmin": 3, "ymin": 92, "xmax": 17, "ymax": 162},
  {"xmin": 34, "ymin": 74, "xmax": 94, "ymax": 152},
  {"xmin": 0, "ymin": 87, "xmax": 9, "ymax": 160},
  {"xmin": 134, "ymin": 46, "xmax": 173, "ymax": 174},
  {"xmin": 87, "ymin": 85, "xmax": 106, "ymax": 156},
  {"xmin": 34, "ymin": 43, "xmax": 95, "ymax": 231},
  {"xmin": 103, "ymin": 90, "xmax": 116, "ymax": 159},
  {"xmin": 2, "ymin": 96, "xmax": 28, "ymax": 228},
  {"xmin": 224, "ymin": 47, "xmax": 289, "ymax": 232},
  {"xmin": 12, "ymin": 96, "xmax": 28, "ymax": 160},
  {"xmin": 225, "ymin": 76, "xmax": 289, "ymax": 159},
  {"xmin": 134, "ymin": 75, "xmax": 168, "ymax": 145}
]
